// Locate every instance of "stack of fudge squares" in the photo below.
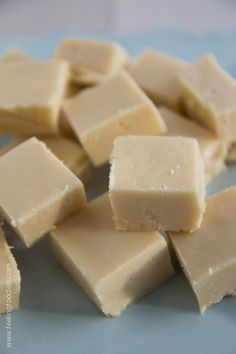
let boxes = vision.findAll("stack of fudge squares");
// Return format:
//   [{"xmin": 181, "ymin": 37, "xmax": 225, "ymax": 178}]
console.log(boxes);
[{"xmin": 1, "ymin": 37, "xmax": 236, "ymax": 317}]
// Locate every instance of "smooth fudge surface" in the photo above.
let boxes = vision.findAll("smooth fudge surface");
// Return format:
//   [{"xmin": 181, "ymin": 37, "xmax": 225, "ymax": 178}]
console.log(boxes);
[
  {"xmin": 179, "ymin": 54, "xmax": 236, "ymax": 143},
  {"xmin": 0, "ymin": 228, "xmax": 21, "ymax": 313},
  {"xmin": 109, "ymin": 136, "xmax": 205, "ymax": 232},
  {"xmin": 51, "ymin": 194, "xmax": 174, "ymax": 317},
  {"xmin": 128, "ymin": 50, "xmax": 186, "ymax": 110},
  {"xmin": 0, "ymin": 60, "xmax": 69, "ymax": 135},
  {"xmin": 169, "ymin": 187, "xmax": 236, "ymax": 313},
  {"xmin": 0, "ymin": 137, "xmax": 86, "ymax": 247},
  {"xmin": 0, "ymin": 136, "xmax": 91, "ymax": 183},
  {"xmin": 160, "ymin": 106, "xmax": 226, "ymax": 182},
  {"xmin": 63, "ymin": 71, "xmax": 166, "ymax": 166},
  {"xmin": 56, "ymin": 38, "xmax": 127, "ymax": 85}
]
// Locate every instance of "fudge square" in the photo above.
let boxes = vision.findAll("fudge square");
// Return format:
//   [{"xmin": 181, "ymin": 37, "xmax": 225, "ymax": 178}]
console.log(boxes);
[
  {"xmin": 109, "ymin": 136, "xmax": 205, "ymax": 232},
  {"xmin": 0, "ymin": 228, "xmax": 21, "ymax": 313},
  {"xmin": 51, "ymin": 194, "xmax": 174, "ymax": 317},
  {"xmin": 160, "ymin": 106, "xmax": 226, "ymax": 183},
  {"xmin": 0, "ymin": 59, "xmax": 69, "ymax": 135},
  {"xmin": 0, "ymin": 136, "xmax": 92, "ymax": 184},
  {"xmin": 178, "ymin": 54, "xmax": 236, "ymax": 144},
  {"xmin": 169, "ymin": 187, "xmax": 236, "ymax": 313},
  {"xmin": 0, "ymin": 137, "xmax": 86, "ymax": 247},
  {"xmin": 128, "ymin": 50, "xmax": 186, "ymax": 111},
  {"xmin": 63, "ymin": 71, "xmax": 166, "ymax": 166},
  {"xmin": 56, "ymin": 38, "xmax": 128, "ymax": 85}
]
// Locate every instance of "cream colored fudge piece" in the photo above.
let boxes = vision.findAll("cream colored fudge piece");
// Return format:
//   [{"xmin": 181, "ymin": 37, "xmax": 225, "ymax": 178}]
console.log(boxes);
[
  {"xmin": 0, "ymin": 137, "xmax": 86, "ymax": 247},
  {"xmin": 63, "ymin": 72, "xmax": 166, "ymax": 166},
  {"xmin": 0, "ymin": 110, "xmax": 58, "ymax": 136},
  {"xmin": 0, "ymin": 137, "xmax": 91, "ymax": 184},
  {"xmin": 109, "ymin": 136, "xmax": 205, "ymax": 232},
  {"xmin": 128, "ymin": 50, "xmax": 186, "ymax": 110},
  {"xmin": 51, "ymin": 193, "xmax": 174, "ymax": 317},
  {"xmin": 160, "ymin": 107, "xmax": 226, "ymax": 183},
  {"xmin": 0, "ymin": 228, "xmax": 21, "ymax": 313},
  {"xmin": 169, "ymin": 187, "xmax": 236, "ymax": 313},
  {"xmin": 1, "ymin": 48, "xmax": 32, "ymax": 62},
  {"xmin": 226, "ymin": 144, "xmax": 236, "ymax": 163},
  {"xmin": 39, "ymin": 136, "xmax": 91, "ymax": 183},
  {"xmin": 56, "ymin": 38, "xmax": 128, "ymax": 85},
  {"xmin": 179, "ymin": 54, "xmax": 236, "ymax": 144},
  {"xmin": 0, "ymin": 60, "xmax": 69, "ymax": 135}
]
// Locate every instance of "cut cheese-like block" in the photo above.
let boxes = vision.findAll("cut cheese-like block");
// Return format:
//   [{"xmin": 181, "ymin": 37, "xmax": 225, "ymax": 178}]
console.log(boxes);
[
  {"xmin": 169, "ymin": 187, "xmax": 236, "ymax": 313},
  {"xmin": 63, "ymin": 71, "xmax": 166, "ymax": 166},
  {"xmin": 0, "ymin": 138, "xmax": 86, "ymax": 247},
  {"xmin": 0, "ymin": 136, "xmax": 91, "ymax": 184},
  {"xmin": 109, "ymin": 136, "xmax": 205, "ymax": 232},
  {"xmin": 51, "ymin": 193, "xmax": 174, "ymax": 317},
  {"xmin": 179, "ymin": 54, "xmax": 236, "ymax": 144},
  {"xmin": 160, "ymin": 106, "xmax": 226, "ymax": 182},
  {"xmin": 56, "ymin": 38, "xmax": 128, "ymax": 85},
  {"xmin": 0, "ymin": 60, "xmax": 69, "ymax": 135},
  {"xmin": 128, "ymin": 50, "xmax": 186, "ymax": 110}
]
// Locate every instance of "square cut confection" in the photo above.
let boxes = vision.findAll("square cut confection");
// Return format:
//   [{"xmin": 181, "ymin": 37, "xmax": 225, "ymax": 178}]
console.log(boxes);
[
  {"xmin": 0, "ymin": 59, "xmax": 69, "ymax": 135},
  {"xmin": 1, "ymin": 48, "xmax": 80, "ymax": 115},
  {"xmin": 159, "ymin": 107, "xmax": 226, "ymax": 183},
  {"xmin": 0, "ymin": 136, "xmax": 91, "ymax": 184},
  {"xmin": 63, "ymin": 71, "xmax": 166, "ymax": 166},
  {"xmin": 0, "ymin": 137, "xmax": 86, "ymax": 247},
  {"xmin": 169, "ymin": 187, "xmax": 236, "ymax": 313},
  {"xmin": 51, "ymin": 194, "xmax": 174, "ymax": 317},
  {"xmin": 109, "ymin": 136, "xmax": 205, "ymax": 232},
  {"xmin": 56, "ymin": 38, "xmax": 128, "ymax": 85},
  {"xmin": 40, "ymin": 136, "xmax": 92, "ymax": 183},
  {"xmin": 178, "ymin": 54, "xmax": 236, "ymax": 144},
  {"xmin": 0, "ymin": 228, "xmax": 21, "ymax": 313},
  {"xmin": 127, "ymin": 50, "xmax": 186, "ymax": 111}
]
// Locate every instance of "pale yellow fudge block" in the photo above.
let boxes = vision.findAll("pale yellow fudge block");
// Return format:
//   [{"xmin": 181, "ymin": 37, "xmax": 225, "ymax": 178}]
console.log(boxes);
[
  {"xmin": 128, "ymin": 50, "xmax": 186, "ymax": 110},
  {"xmin": 179, "ymin": 54, "xmax": 236, "ymax": 144},
  {"xmin": 109, "ymin": 136, "xmax": 205, "ymax": 232},
  {"xmin": 226, "ymin": 144, "xmax": 236, "ymax": 163},
  {"xmin": 0, "ymin": 138, "xmax": 86, "ymax": 247},
  {"xmin": 56, "ymin": 38, "xmax": 128, "ymax": 85},
  {"xmin": 63, "ymin": 71, "xmax": 166, "ymax": 166},
  {"xmin": 0, "ymin": 110, "xmax": 58, "ymax": 136},
  {"xmin": 1, "ymin": 48, "xmax": 32, "ymax": 62},
  {"xmin": 169, "ymin": 187, "xmax": 236, "ymax": 313},
  {"xmin": 0, "ymin": 137, "xmax": 91, "ymax": 184},
  {"xmin": 0, "ymin": 60, "xmax": 69, "ymax": 135},
  {"xmin": 160, "ymin": 107, "xmax": 226, "ymax": 183},
  {"xmin": 0, "ymin": 228, "xmax": 21, "ymax": 314},
  {"xmin": 51, "ymin": 193, "xmax": 174, "ymax": 317},
  {"xmin": 41, "ymin": 136, "xmax": 91, "ymax": 183}
]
